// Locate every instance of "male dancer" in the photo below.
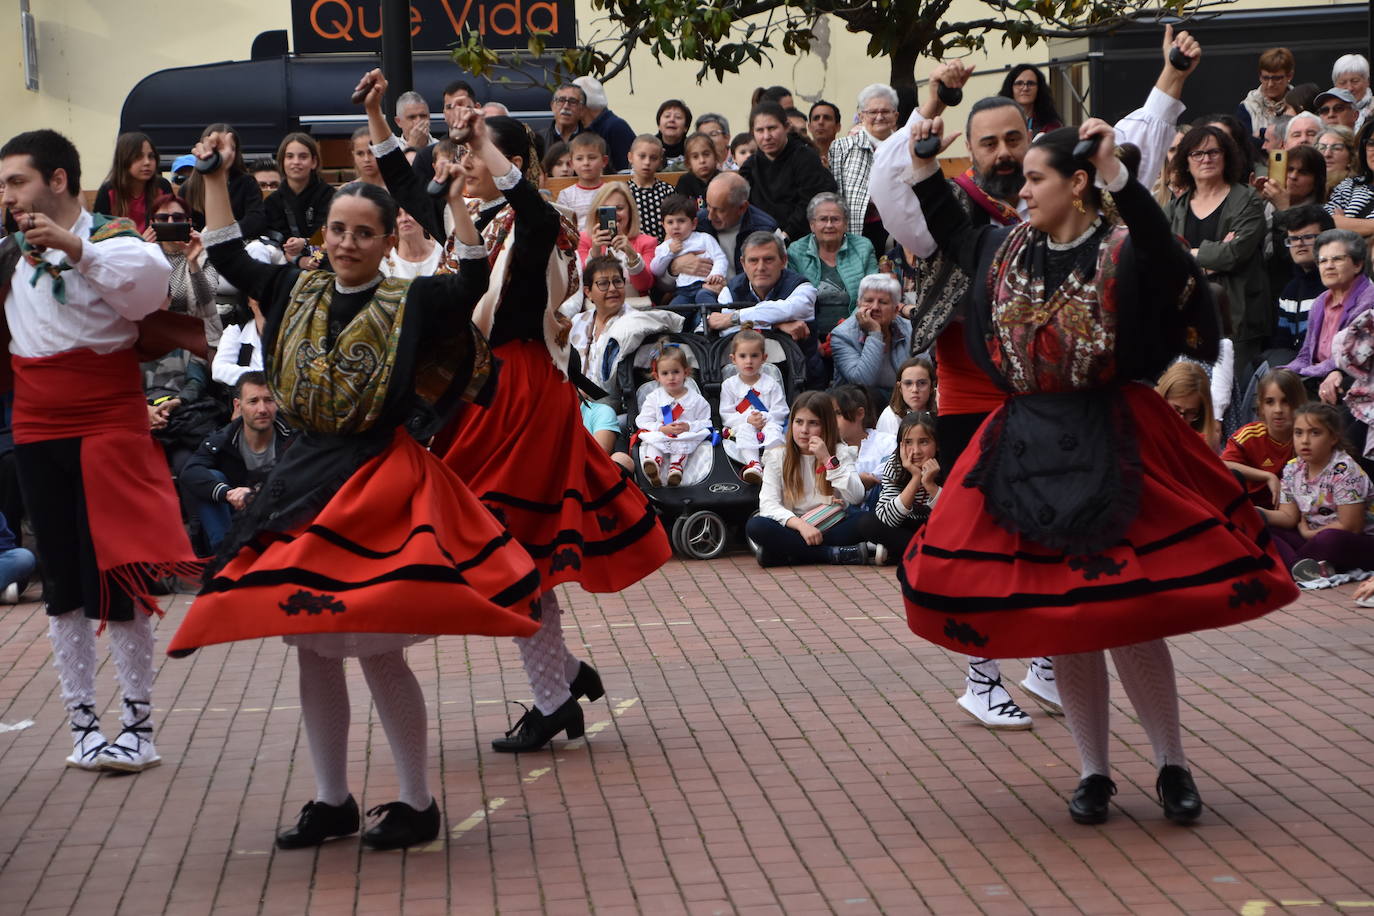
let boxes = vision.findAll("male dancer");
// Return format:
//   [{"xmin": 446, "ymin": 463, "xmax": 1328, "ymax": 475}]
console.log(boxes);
[
  {"xmin": 870, "ymin": 26, "xmax": 1200, "ymax": 729},
  {"xmin": 0, "ymin": 130, "xmax": 198, "ymax": 771}
]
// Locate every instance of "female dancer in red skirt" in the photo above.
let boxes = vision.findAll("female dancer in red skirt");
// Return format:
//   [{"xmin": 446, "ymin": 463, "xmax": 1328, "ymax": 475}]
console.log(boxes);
[
  {"xmin": 361, "ymin": 72, "xmax": 671, "ymax": 752},
  {"xmin": 899, "ymin": 117, "xmax": 1298, "ymax": 824},
  {"xmin": 168, "ymin": 117, "xmax": 542, "ymax": 850}
]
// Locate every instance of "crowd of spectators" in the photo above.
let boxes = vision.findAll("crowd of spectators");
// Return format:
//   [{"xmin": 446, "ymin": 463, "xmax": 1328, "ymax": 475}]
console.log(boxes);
[{"xmin": 8, "ymin": 40, "xmax": 1374, "ymax": 587}]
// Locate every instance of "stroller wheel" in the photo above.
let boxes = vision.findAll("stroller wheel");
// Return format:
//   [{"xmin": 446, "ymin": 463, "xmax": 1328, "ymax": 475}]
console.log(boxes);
[{"xmin": 676, "ymin": 510, "xmax": 728, "ymax": 560}]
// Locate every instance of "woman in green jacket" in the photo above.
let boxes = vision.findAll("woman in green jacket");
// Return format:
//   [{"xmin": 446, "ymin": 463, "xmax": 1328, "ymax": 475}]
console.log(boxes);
[{"xmin": 787, "ymin": 192, "xmax": 878, "ymax": 338}]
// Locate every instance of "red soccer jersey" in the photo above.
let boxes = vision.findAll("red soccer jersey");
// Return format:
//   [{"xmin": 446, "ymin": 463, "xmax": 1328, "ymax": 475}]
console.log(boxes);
[{"xmin": 1221, "ymin": 421, "xmax": 1294, "ymax": 509}]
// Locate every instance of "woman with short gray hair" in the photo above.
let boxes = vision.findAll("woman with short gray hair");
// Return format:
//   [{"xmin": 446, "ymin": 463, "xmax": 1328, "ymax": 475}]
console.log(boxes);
[
  {"xmin": 1333, "ymin": 53, "xmax": 1372, "ymax": 117},
  {"xmin": 1286, "ymin": 227, "xmax": 1374, "ymax": 404},
  {"xmin": 786, "ymin": 192, "xmax": 878, "ymax": 335},
  {"xmin": 829, "ymin": 273, "xmax": 912, "ymax": 401}
]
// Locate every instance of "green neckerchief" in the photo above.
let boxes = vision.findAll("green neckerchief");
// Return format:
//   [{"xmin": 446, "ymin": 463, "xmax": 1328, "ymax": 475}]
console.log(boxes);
[{"xmin": 16, "ymin": 213, "xmax": 140, "ymax": 304}]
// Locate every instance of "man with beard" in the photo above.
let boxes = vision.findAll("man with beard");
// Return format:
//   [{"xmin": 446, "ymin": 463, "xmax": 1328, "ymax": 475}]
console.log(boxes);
[{"xmin": 869, "ymin": 24, "xmax": 1201, "ymax": 730}]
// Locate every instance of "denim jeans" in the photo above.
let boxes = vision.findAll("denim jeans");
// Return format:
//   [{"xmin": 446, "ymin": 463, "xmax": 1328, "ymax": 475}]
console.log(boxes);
[{"xmin": 0, "ymin": 546, "xmax": 36, "ymax": 590}]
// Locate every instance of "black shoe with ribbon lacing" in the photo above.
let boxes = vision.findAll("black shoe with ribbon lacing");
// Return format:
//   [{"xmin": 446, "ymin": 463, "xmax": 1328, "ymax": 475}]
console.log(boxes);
[{"xmin": 490, "ymin": 697, "xmax": 585, "ymax": 752}]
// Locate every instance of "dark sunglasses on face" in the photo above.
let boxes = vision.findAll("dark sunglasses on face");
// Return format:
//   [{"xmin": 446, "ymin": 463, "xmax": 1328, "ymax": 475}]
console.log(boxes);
[{"xmin": 153, "ymin": 213, "xmax": 190, "ymax": 223}]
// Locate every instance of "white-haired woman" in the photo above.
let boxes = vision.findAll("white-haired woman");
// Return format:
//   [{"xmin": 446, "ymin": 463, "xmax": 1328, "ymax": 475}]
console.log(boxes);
[
  {"xmin": 830, "ymin": 83, "xmax": 901, "ymax": 252},
  {"xmin": 829, "ymin": 273, "xmax": 912, "ymax": 404},
  {"xmin": 1334, "ymin": 54, "xmax": 1372, "ymax": 120},
  {"xmin": 787, "ymin": 192, "xmax": 878, "ymax": 335}
]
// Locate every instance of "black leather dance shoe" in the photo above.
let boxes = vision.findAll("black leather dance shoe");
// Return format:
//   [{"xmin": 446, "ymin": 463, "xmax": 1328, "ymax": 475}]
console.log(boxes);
[
  {"xmin": 362, "ymin": 799, "xmax": 441, "ymax": 850},
  {"xmin": 569, "ymin": 662, "xmax": 605, "ymax": 702},
  {"xmin": 276, "ymin": 795, "xmax": 361, "ymax": 849},
  {"xmin": 1156, "ymin": 765, "xmax": 1203, "ymax": 823},
  {"xmin": 491, "ymin": 697, "xmax": 586, "ymax": 752},
  {"xmin": 1068, "ymin": 775, "xmax": 1117, "ymax": 825}
]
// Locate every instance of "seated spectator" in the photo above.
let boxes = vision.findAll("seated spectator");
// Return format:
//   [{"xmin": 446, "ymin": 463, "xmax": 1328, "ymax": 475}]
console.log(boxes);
[
  {"xmin": 785, "ymin": 108, "xmax": 811, "ymax": 139},
  {"xmin": 351, "ymin": 126, "xmax": 383, "ymax": 186},
  {"xmin": 1157, "ymin": 362, "xmax": 1222, "ymax": 452},
  {"xmin": 1200, "ymin": 113, "xmax": 1260, "ymax": 178},
  {"xmin": 830, "ymin": 83, "xmax": 900, "ymax": 252},
  {"xmin": 876, "ymin": 356, "xmax": 936, "ymax": 435},
  {"xmin": 627, "ymin": 136, "xmax": 675, "ymax": 243},
  {"xmin": 573, "ymin": 75, "xmax": 636, "ymax": 172},
  {"xmin": 854, "ymin": 411, "xmax": 939, "ymax": 565},
  {"xmin": 170, "ymin": 154, "xmax": 196, "ymax": 191},
  {"xmin": 178, "ymin": 372, "xmax": 293, "ymax": 553},
  {"xmin": 1258, "ymin": 143, "xmax": 1325, "ymax": 211},
  {"xmin": 829, "ymin": 275, "xmax": 912, "ymax": 404},
  {"xmin": 1318, "ymin": 126, "xmax": 1357, "ymax": 195},
  {"xmin": 179, "ymin": 124, "xmax": 267, "ymax": 239},
  {"xmin": 568, "ymin": 256, "xmax": 680, "ymax": 397},
  {"xmin": 407, "ymin": 79, "xmax": 476, "ymax": 185},
  {"xmin": 1272, "ymin": 205, "xmax": 1337, "ymax": 362},
  {"xmin": 787, "ymin": 192, "xmax": 878, "ymax": 335},
  {"xmin": 542, "ymin": 141, "xmax": 573, "ymax": 182},
  {"xmin": 0, "ymin": 510, "xmax": 35, "ymax": 604},
  {"xmin": 688, "ymin": 172, "xmax": 779, "ymax": 278},
  {"xmin": 381, "ymin": 207, "xmax": 443, "ymax": 280},
  {"xmin": 1326, "ymin": 119, "xmax": 1374, "ymax": 236},
  {"xmin": 752, "ymin": 85, "xmax": 794, "ymax": 110},
  {"xmin": 656, "ymin": 99, "xmax": 692, "ymax": 171},
  {"xmin": 264, "ymin": 132, "xmax": 332, "ymax": 270},
  {"xmin": 999, "ymin": 65, "xmax": 1063, "ymax": 135},
  {"xmin": 581, "ymin": 394, "xmax": 632, "ymax": 472},
  {"xmin": 1287, "ymin": 112, "xmax": 1323, "ymax": 149},
  {"xmin": 1315, "ymin": 88, "xmax": 1360, "ymax": 133},
  {"xmin": 1334, "ymin": 54, "xmax": 1373, "ymax": 122},
  {"xmin": 706, "ymin": 232, "xmax": 825, "ymax": 387},
  {"xmin": 730, "ymin": 133, "xmax": 756, "ymax": 169},
  {"xmin": 393, "ymin": 89, "xmax": 435, "ymax": 153},
  {"xmin": 674, "ymin": 133, "xmax": 721, "ymax": 204},
  {"xmin": 719, "ymin": 328, "xmax": 788, "ymax": 484},
  {"xmin": 831, "ymin": 384, "xmax": 896, "ymax": 495},
  {"xmin": 1223, "ymin": 368, "xmax": 1305, "ymax": 509},
  {"xmin": 213, "ymin": 300, "xmax": 265, "ymax": 389},
  {"xmin": 1285, "ymin": 229, "xmax": 1374, "ymax": 401},
  {"xmin": 1265, "ymin": 402, "xmax": 1374, "ymax": 580},
  {"xmin": 545, "ymin": 83, "xmax": 586, "ymax": 149},
  {"xmin": 93, "ymin": 132, "xmax": 172, "ymax": 234},
  {"xmin": 739, "ymin": 101, "xmax": 838, "ymax": 242},
  {"xmin": 143, "ymin": 192, "xmax": 224, "ymax": 471},
  {"xmin": 808, "ymin": 101, "xmax": 842, "ymax": 168},
  {"xmin": 576, "ymin": 184, "xmax": 656, "ymax": 294},
  {"xmin": 634, "ymin": 343, "xmax": 711, "ymax": 487},
  {"xmin": 1237, "ymin": 47, "xmax": 1296, "ymax": 142},
  {"xmin": 695, "ymin": 114, "xmax": 732, "ymax": 169},
  {"xmin": 650, "ymin": 193, "xmax": 727, "ymax": 310},
  {"xmin": 1166, "ymin": 124, "xmax": 1271, "ymax": 375},
  {"xmin": 557, "ymin": 132, "xmax": 610, "ymax": 230},
  {"xmin": 744, "ymin": 391, "xmax": 876, "ymax": 566},
  {"xmin": 249, "ymin": 157, "xmax": 281, "ymax": 197}
]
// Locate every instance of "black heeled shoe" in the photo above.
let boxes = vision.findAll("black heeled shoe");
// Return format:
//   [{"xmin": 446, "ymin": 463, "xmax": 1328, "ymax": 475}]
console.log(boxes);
[
  {"xmin": 1068, "ymin": 775, "xmax": 1117, "ymax": 825},
  {"xmin": 1156, "ymin": 765, "xmax": 1202, "ymax": 824},
  {"xmin": 362, "ymin": 799, "xmax": 441, "ymax": 850},
  {"xmin": 569, "ymin": 662, "xmax": 605, "ymax": 702},
  {"xmin": 276, "ymin": 795, "xmax": 361, "ymax": 849},
  {"xmin": 491, "ymin": 698, "xmax": 585, "ymax": 752}
]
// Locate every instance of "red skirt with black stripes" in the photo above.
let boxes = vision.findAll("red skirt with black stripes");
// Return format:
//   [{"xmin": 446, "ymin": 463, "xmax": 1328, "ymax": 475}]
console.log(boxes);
[
  {"xmin": 167, "ymin": 429, "xmax": 542, "ymax": 656},
  {"xmin": 434, "ymin": 340, "xmax": 670, "ymax": 593},
  {"xmin": 900, "ymin": 383, "xmax": 1298, "ymax": 658}
]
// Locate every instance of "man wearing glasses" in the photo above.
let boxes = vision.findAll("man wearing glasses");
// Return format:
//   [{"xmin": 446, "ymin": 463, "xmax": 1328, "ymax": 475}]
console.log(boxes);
[
  {"xmin": 544, "ymin": 84, "xmax": 586, "ymax": 150},
  {"xmin": 1314, "ymin": 87, "xmax": 1361, "ymax": 132},
  {"xmin": 827, "ymin": 83, "xmax": 902, "ymax": 251},
  {"xmin": 1273, "ymin": 205, "xmax": 1336, "ymax": 362}
]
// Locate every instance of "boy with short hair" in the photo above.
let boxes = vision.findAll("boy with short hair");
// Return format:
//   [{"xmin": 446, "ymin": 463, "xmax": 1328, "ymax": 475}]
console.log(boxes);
[
  {"xmin": 650, "ymin": 194, "xmax": 727, "ymax": 308},
  {"xmin": 556, "ymin": 132, "xmax": 609, "ymax": 228},
  {"xmin": 627, "ymin": 135, "xmax": 674, "ymax": 242},
  {"xmin": 730, "ymin": 133, "xmax": 757, "ymax": 169}
]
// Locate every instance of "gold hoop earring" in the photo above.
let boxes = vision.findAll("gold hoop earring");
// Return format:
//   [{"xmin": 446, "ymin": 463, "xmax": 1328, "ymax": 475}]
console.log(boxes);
[{"xmin": 1072, "ymin": 196, "xmax": 1087, "ymax": 214}]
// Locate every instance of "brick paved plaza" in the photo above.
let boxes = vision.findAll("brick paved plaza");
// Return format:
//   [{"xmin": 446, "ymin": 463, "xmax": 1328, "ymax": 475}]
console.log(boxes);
[{"xmin": 1, "ymin": 557, "xmax": 1372, "ymax": 915}]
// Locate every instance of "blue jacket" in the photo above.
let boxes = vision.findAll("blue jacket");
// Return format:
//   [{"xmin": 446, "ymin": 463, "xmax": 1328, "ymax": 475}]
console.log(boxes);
[
  {"xmin": 829, "ymin": 313, "xmax": 914, "ymax": 397},
  {"xmin": 697, "ymin": 205, "xmax": 779, "ymax": 275},
  {"xmin": 588, "ymin": 108, "xmax": 636, "ymax": 172}
]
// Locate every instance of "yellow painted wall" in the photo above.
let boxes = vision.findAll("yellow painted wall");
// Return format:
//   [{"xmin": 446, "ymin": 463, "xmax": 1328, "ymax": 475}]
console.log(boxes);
[{"xmin": 0, "ymin": 0, "xmax": 1326, "ymax": 189}]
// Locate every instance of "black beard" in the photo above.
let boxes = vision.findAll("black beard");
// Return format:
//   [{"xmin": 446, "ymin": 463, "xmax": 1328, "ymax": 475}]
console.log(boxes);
[{"xmin": 978, "ymin": 167, "xmax": 1025, "ymax": 202}]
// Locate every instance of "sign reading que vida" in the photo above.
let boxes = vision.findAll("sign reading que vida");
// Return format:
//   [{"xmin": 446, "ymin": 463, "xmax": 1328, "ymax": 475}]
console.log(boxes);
[{"xmin": 292, "ymin": 0, "xmax": 575, "ymax": 54}]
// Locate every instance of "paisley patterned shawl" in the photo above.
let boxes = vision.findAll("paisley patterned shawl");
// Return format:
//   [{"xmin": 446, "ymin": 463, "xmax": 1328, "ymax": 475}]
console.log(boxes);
[
  {"xmin": 272, "ymin": 270, "xmax": 406, "ymax": 435},
  {"xmin": 985, "ymin": 222, "xmax": 1128, "ymax": 393}
]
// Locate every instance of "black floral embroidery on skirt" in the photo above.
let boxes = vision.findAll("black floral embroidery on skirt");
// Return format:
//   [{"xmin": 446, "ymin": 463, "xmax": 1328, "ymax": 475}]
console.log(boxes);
[
  {"xmin": 944, "ymin": 618, "xmax": 990, "ymax": 648},
  {"xmin": 280, "ymin": 590, "xmax": 347, "ymax": 616}
]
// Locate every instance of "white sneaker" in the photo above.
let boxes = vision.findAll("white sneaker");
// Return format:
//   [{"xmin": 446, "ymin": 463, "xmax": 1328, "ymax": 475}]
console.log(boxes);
[
  {"xmin": 96, "ymin": 699, "xmax": 161, "ymax": 772},
  {"xmin": 958, "ymin": 663, "xmax": 1033, "ymax": 730},
  {"xmin": 866, "ymin": 542, "xmax": 888, "ymax": 566},
  {"xmin": 65, "ymin": 704, "xmax": 109, "ymax": 771},
  {"xmin": 1020, "ymin": 657, "xmax": 1063, "ymax": 715},
  {"xmin": 2, "ymin": 583, "xmax": 18, "ymax": 604}
]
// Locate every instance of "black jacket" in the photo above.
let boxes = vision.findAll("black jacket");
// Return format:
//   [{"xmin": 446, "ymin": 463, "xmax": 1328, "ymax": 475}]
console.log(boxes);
[
  {"xmin": 738, "ymin": 135, "xmax": 837, "ymax": 242},
  {"xmin": 179, "ymin": 416, "xmax": 295, "ymax": 504},
  {"xmin": 263, "ymin": 177, "xmax": 333, "ymax": 243}
]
